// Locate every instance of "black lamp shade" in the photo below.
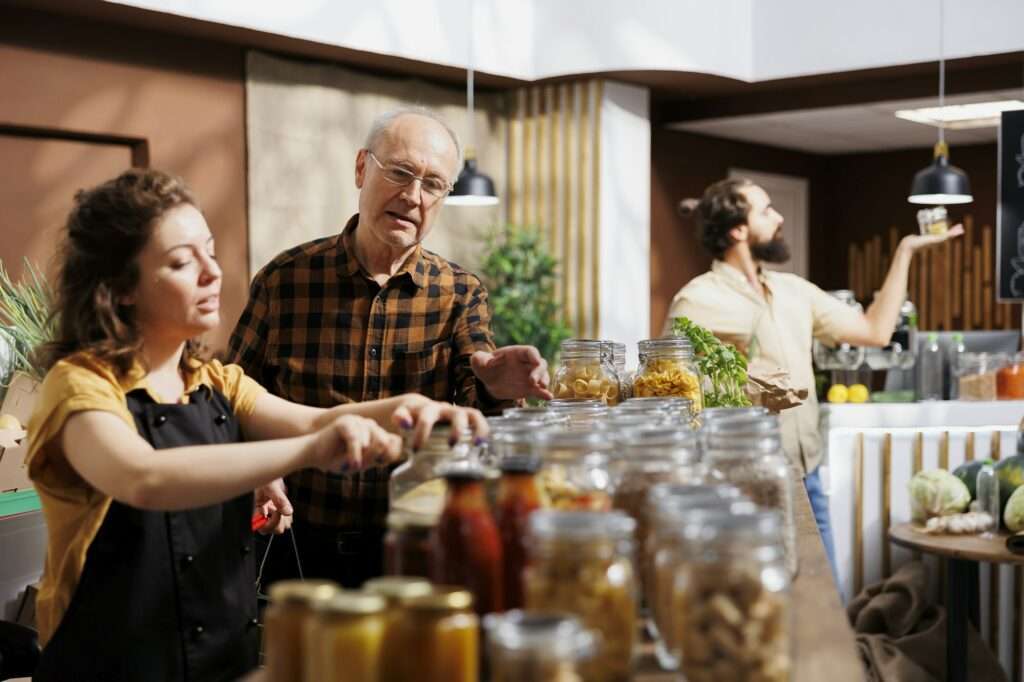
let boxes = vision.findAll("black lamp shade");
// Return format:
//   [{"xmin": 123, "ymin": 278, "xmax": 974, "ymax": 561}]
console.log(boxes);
[
  {"xmin": 908, "ymin": 154, "xmax": 973, "ymax": 205},
  {"xmin": 447, "ymin": 159, "xmax": 499, "ymax": 206}
]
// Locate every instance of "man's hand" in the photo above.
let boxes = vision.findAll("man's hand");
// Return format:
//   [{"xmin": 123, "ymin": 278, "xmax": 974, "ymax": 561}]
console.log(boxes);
[
  {"xmin": 900, "ymin": 223, "xmax": 964, "ymax": 254},
  {"xmin": 471, "ymin": 345, "xmax": 553, "ymax": 401},
  {"xmin": 254, "ymin": 478, "xmax": 293, "ymax": 536}
]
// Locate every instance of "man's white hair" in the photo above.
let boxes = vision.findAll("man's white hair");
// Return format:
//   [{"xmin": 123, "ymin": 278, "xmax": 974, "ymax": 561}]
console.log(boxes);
[{"xmin": 363, "ymin": 107, "xmax": 464, "ymax": 172}]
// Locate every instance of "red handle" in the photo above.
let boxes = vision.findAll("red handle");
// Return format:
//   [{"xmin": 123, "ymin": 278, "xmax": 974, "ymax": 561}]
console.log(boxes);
[{"xmin": 251, "ymin": 511, "xmax": 269, "ymax": 532}]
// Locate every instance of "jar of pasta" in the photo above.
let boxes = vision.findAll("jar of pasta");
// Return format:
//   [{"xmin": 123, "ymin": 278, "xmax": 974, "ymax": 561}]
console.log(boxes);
[
  {"xmin": 608, "ymin": 427, "xmax": 704, "ymax": 607},
  {"xmin": 656, "ymin": 508, "xmax": 792, "ymax": 681},
  {"xmin": 704, "ymin": 417, "xmax": 798, "ymax": 578},
  {"xmin": 602, "ymin": 340, "xmax": 632, "ymax": 401},
  {"xmin": 525, "ymin": 510, "xmax": 638, "ymax": 682},
  {"xmin": 532, "ymin": 430, "xmax": 615, "ymax": 511},
  {"xmin": 633, "ymin": 338, "xmax": 703, "ymax": 412},
  {"xmin": 554, "ymin": 339, "xmax": 622, "ymax": 405},
  {"xmin": 305, "ymin": 591, "xmax": 386, "ymax": 682},
  {"xmin": 264, "ymin": 580, "xmax": 340, "ymax": 682},
  {"xmin": 379, "ymin": 587, "xmax": 479, "ymax": 682},
  {"xmin": 484, "ymin": 610, "xmax": 597, "ymax": 682}
]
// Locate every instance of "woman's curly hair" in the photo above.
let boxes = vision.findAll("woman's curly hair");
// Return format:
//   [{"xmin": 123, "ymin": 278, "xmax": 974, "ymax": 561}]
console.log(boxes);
[{"xmin": 38, "ymin": 168, "xmax": 202, "ymax": 377}]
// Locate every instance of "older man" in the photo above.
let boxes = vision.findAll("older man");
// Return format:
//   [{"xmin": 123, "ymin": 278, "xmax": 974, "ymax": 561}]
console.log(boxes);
[{"xmin": 228, "ymin": 108, "xmax": 551, "ymax": 586}]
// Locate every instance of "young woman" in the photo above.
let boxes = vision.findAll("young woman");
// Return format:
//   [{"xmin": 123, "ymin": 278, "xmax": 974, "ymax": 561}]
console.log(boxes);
[{"xmin": 25, "ymin": 168, "xmax": 486, "ymax": 681}]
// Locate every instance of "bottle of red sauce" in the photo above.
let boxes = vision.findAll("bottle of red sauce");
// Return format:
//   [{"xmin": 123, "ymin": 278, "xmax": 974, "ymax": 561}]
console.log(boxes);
[
  {"xmin": 495, "ymin": 456, "xmax": 544, "ymax": 610},
  {"xmin": 432, "ymin": 464, "xmax": 504, "ymax": 615}
]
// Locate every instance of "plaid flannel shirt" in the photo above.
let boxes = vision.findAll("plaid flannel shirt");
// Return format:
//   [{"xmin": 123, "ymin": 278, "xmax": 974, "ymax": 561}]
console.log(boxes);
[{"xmin": 227, "ymin": 214, "xmax": 508, "ymax": 530}]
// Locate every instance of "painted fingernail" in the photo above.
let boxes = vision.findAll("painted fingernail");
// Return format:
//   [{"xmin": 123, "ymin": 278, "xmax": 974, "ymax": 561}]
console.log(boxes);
[
  {"xmin": 340, "ymin": 462, "xmax": 350, "ymax": 472},
  {"xmin": 400, "ymin": 418, "xmax": 413, "ymax": 430},
  {"xmin": 474, "ymin": 436, "xmax": 486, "ymax": 446}
]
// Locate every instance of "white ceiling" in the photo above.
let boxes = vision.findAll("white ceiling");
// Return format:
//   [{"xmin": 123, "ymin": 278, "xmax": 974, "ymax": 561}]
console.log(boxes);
[{"xmin": 669, "ymin": 88, "xmax": 1024, "ymax": 154}]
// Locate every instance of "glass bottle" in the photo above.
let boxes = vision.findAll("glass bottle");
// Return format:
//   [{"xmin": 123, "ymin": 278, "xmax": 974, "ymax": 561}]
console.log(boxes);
[
  {"xmin": 305, "ymin": 591, "xmax": 386, "ymax": 682},
  {"xmin": 383, "ymin": 510, "xmax": 435, "ymax": 579},
  {"xmin": 917, "ymin": 332, "xmax": 943, "ymax": 401},
  {"xmin": 553, "ymin": 339, "xmax": 621, "ymax": 405},
  {"xmin": 633, "ymin": 337, "xmax": 703, "ymax": 412},
  {"xmin": 431, "ymin": 464, "xmax": 504, "ymax": 615},
  {"xmin": 977, "ymin": 462, "xmax": 1000, "ymax": 536},
  {"xmin": 379, "ymin": 587, "xmax": 479, "ymax": 682},
  {"xmin": 484, "ymin": 610, "xmax": 596, "ymax": 682},
  {"xmin": 656, "ymin": 508, "xmax": 792, "ymax": 680},
  {"xmin": 525, "ymin": 510, "xmax": 638, "ymax": 682},
  {"xmin": 532, "ymin": 429, "xmax": 615, "ymax": 511},
  {"xmin": 264, "ymin": 580, "xmax": 340, "ymax": 682},
  {"xmin": 947, "ymin": 332, "xmax": 967, "ymax": 399},
  {"xmin": 496, "ymin": 455, "xmax": 545, "ymax": 610}
]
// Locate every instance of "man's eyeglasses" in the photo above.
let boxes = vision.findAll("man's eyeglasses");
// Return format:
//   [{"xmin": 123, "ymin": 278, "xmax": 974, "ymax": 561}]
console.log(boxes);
[{"xmin": 366, "ymin": 151, "xmax": 453, "ymax": 200}]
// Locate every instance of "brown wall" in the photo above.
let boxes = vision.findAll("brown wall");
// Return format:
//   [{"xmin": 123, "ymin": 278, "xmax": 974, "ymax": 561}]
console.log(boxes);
[
  {"xmin": 815, "ymin": 143, "xmax": 998, "ymax": 291},
  {"xmin": 650, "ymin": 129, "xmax": 824, "ymax": 336},
  {"xmin": 0, "ymin": 6, "xmax": 247, "ymax": 351}
]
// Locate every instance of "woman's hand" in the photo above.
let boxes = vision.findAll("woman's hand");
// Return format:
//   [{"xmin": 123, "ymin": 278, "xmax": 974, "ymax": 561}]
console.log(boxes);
[
  {"xmin": 308, "ymin": 415, "xmax": 403, "ymax": 474},
  {"xmin": 254, "ymin": 477, "xmax": 293, "ymax": 535},
  {"xmin": 389, "ymin": 395, "xmax": 490, "ymax": 451}
]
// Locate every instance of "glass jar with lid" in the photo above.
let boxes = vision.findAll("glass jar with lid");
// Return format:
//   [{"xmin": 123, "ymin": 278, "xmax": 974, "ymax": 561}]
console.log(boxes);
[
  {"xmin": 431, "ymin": 464, "xmax": 504, "ymax": 615},
  {"xmin": 657, "ymin": 509, "xmax": 792, "ymax": 681},
  {"xmin": 363, "ymin": 577, "xmax": 433, "ymax": 680},
  {"xmin": 379, "ymin": 587, "xmax": 479, "ymax": 682},
  {"xmin": 548, "ymin": 404, "xmax": 609, "ymax": 431},
  {"xmin": 264, "ymin": 580, "xmax": 340, "ymax": 682},
  {"xmin": 620, "ymin": 396, "xmax": 695, "ymax": 426},
  {"xmin": 602, "ymin": 340, "xmax": 632, "ymax": 401},
  {"xmin": 701, "ymin": 406, "xmax": 770, "ymax": 422},
  {"xmin": 633, "ymin": 337, "xmax": 703, "ymax": 411},
  {"xmin": 305, "ymin": 591, "xmax": 386, "ymax": 682},
  {"xmin": 548, "ymin": 397, "xmax": 605, "ymax": 409},
  {"xmin": 390, "ymin": 422, "xmax": 475, "ymax": 517},
  {"xmin": 383, "ymin": 510, "xmax": 435, "ymax": 579},
  {"xmin": 525, "ymin": 510, "xmax": 638, "ymax": 682},
  {"xmin": 958, "ymin": 352, "xmax": 1008, "ymax": 401},
  {"xmin": 703, "ymin": 417, "xmax": 798, "ymax": 577},
  {"xmin": 609, "ymin": 428, "xmax": 704, "ymax": 599},
  {"xmin": 503, "ymin": 406, "xmax": 571, "ymax": 426},
  {"xmin": 996, "ymin": 352, "xmax": 1024, "ymax": 399},
  {"xmin": 553, "ymin": 339, "xmax": 622, "ymax": 405},
  {"xmin": 532, "ymin": 429, "xmax": 615, "ymax": 511},
  {"xmin": 812, "ymin": 290, "xmax": 866, "ymax": 370},
  {"xmin": 484, "ymin": 610, "xmax": 597, "ymax": 682}
]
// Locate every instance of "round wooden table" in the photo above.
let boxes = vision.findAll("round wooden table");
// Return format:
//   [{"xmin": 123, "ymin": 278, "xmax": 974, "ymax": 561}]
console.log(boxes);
[{"xmin": 889, "ymin": 522, "xmax": 1024, "ymax": 682}]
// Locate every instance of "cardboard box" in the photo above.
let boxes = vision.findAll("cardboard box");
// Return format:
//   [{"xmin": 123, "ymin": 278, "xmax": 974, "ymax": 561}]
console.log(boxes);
[{"xmin": 0, "ymin": 372, "xmax": 39, "ymax": 493}]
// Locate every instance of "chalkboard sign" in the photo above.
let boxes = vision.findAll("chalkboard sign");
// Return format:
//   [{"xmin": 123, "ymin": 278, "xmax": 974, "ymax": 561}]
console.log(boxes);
[{"xmin": 997, "ymin": 109, "xmax": 1024, "ymax": 301}]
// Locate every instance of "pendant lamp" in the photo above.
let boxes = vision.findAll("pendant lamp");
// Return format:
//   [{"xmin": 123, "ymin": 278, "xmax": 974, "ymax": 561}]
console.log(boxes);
[
  {"xmin": 447, "ymin": 0, "xmax": 499, "ymax": 207},
  {"xmin": 908, "ymin": 0, "xmax": 972, "ymax": 205}
]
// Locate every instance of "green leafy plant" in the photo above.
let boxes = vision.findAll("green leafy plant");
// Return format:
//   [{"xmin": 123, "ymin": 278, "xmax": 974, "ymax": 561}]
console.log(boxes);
[
  {"xmin": 672, "ymin": 316, "xmax": 751, "ymax": 408},
  {"xmin": 479, "ymin": 225, "xmax": 572, "ymax": 367},
  {"xmin": 0, "ymin": 259, "xmax": 57, "ymax": 385}
]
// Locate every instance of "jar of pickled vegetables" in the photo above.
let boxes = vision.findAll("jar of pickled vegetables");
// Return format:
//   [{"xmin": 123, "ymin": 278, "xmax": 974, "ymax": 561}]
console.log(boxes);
[
  {"xmin": 633, "ymin": 338, "xmax": 703, "ymax": 411},
  {"xmin": 525, "ymin": 510, "xmax": 637, "ymax": 682},
  {"xmin": 553, "ymin": 339, "xmax": 621, "ymax": 405},
  {"xmin": 264, "ymin": 580, "xmax": 340, "ymax": 682},
  {"xmin": 484, "ymin": 610, "xmax": 597, "ymax": 682},
  {"xmin": 305, "ymin": 591, "xmax": 386, "ymax": 682}
]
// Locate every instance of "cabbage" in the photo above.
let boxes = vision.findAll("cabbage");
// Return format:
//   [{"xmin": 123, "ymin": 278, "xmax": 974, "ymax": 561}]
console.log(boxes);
[
  {"xmin": 909, "ymin": 469, "xmax": 971, "ymax": 522},
  {"xmin": 1004, "ymin": 485, "xmax": 1024, "ymax": 532}
]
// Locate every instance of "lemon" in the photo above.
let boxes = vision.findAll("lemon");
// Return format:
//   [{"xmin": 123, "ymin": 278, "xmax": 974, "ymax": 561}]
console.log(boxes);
[
  {"xmin": 0, "ymin": 413, "xmax": 22, "ymax": 431},
  {"xmin": 827, "ymin": 384, "xmax": 849, "ymax": 404},
  {"xmin": 848, "ymin": 384, "xmax": 870, "ymax": 404}
]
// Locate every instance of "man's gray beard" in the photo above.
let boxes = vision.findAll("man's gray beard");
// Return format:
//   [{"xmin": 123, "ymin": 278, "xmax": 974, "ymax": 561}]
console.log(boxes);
[{"xmin": 751, "ymin": 238, "xmax": 791, "ymax": 264}]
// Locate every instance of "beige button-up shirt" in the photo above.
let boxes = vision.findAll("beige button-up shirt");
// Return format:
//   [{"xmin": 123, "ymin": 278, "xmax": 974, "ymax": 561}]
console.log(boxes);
[{"xmin": 664, "ymin": 260, "xmax": 861, "ymax": 474}]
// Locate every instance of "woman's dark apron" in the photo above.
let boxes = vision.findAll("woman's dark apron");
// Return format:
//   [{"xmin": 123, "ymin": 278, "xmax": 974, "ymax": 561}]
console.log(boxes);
[{"xmin": 34, "ymin": 385, "xmax": 259, "ymax": 681}]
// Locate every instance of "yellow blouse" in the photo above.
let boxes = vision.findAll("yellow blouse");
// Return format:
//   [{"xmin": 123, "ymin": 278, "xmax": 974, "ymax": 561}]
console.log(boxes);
[{"xmin": 25, "ymin": 352, "xmax": 265, "ymax": 644}]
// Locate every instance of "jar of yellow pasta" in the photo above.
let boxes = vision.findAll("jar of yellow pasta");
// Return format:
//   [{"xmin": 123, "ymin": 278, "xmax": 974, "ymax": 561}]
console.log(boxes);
[
  {"xmin": 633, "ymin": 338, "xmax": 702, "ymax": 412},
  {"xmin": 553, "ymin": 339, "xmax": 621, "ymax": 405}
]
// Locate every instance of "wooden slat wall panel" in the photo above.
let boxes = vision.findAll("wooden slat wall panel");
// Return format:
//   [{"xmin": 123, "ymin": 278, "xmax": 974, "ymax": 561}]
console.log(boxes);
[
  {"xmin": 846, "ymin": 213, "xmax": 1021, "ymax": 331},
  {"xmin": 507, "ymin": 79, "xmax": 603, "ymax": 339}
]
